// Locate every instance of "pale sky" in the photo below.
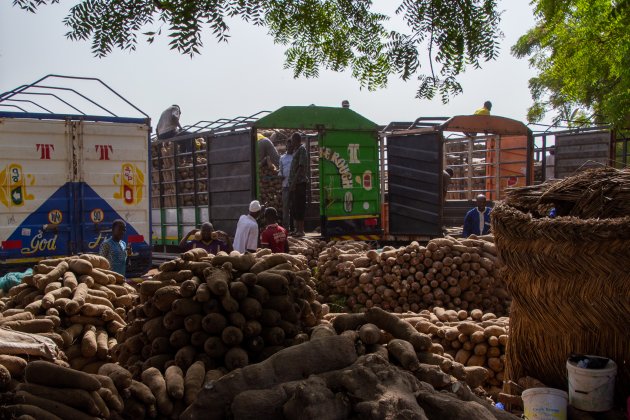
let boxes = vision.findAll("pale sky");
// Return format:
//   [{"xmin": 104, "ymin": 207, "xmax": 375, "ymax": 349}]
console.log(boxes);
[{"xmin": 0, "ymin": 1, "xmax": 542, "ymax": 129}]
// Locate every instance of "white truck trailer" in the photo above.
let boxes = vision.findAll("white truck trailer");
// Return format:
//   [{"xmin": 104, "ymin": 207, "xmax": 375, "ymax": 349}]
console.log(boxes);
[{"xmin": 0, "ymin": 75, "xmax": 151, "ymax": 276}]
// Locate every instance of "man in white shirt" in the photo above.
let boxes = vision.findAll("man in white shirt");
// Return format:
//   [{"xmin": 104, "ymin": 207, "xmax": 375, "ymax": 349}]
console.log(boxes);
[
  {"xmin": 278, "ymin": 139, "xmax": 294, "ymax": 230},
  {"xmin": 233, "ymin": 200, "xmax": 262, "ymax": 253}
]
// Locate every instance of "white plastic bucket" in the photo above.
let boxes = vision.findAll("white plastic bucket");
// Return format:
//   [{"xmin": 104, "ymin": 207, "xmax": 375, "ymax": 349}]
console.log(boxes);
[
  {"xmin": 567, "ymin": 358, "xmax": 617, "ymax": 412},
  {"xmin": 522, "ymin": 387, "xmax": 568, "ymax": 420}
]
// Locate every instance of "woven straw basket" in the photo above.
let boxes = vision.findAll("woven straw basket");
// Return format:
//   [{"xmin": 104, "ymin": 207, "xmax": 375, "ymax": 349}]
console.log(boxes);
[{"xmin": 492, "ymin": 202, "xmax": 630, "ymax": 402}]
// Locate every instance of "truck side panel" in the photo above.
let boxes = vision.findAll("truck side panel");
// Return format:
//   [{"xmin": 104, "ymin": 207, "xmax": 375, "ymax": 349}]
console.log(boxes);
[
  {"xmin": 208, "ymin": 132, "xmax": 254, "ymax": 236},
  {"xmin": 386, "ymin": 131, "xmax": 442, "ymax": 237},
  {"xmin": 0, "ymin": 119, "xmax": 73, "ymax": 264},
  {"xmin": 78, "ymin": 121, "xmax": 151, "ymax": 275},
  {"xmin": 0, "ymin": 118, "xmax": 151, "ymax": 275},
  {"xmin": 554, "ymin": 131, "xmax": 611, "ymax": 178}
]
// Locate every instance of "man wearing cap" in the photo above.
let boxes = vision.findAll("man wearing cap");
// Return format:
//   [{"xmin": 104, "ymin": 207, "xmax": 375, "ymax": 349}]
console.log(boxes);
[{"xmin": 233, "ymin": 200, "xmax": 262, "ymax": 253}]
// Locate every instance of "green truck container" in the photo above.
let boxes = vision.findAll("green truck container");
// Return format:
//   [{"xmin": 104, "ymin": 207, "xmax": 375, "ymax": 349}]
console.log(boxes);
[{"xmin": 255, "ymin": 106, "xmax": 381, "ymax": 240}]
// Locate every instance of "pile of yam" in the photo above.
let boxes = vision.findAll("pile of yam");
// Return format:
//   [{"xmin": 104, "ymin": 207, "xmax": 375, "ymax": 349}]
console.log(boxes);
[
  {"xmin": 288, "ymin": 237, "xmax": 367, "ymax": 271},
  {"xmin": 323, "ymin": 306, "xmax": 509, "ymax": 391},
  {"xmin": 113, "ymin": 248, "xmax": 325, "ymax": 379},
  {"xmin": 316, "ymin": 235, "xmax": 510, "ymax": 315},
  {"xmin": 0, "ymin": 359, "xmax": 211, "ymax": 419},
  {"xmin": 416, "ymin": 307, "xmax": 509, "ymax": 392},
  {"xmin": 0, "ymin": 255, "xmax": 137, "ymax": 374},
  {"xmin": 259, "ymin": 164, "xmax": 283, "ymax": 219},
  {"xmin": 183, "ymin": 317, "xmax": 518, "ymax": 420}
]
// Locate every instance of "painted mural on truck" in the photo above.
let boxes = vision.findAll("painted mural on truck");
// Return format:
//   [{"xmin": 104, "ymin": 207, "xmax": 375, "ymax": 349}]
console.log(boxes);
[{"xmin": 319, "ymin": 131, "xmax": 380, "ymax": 218}]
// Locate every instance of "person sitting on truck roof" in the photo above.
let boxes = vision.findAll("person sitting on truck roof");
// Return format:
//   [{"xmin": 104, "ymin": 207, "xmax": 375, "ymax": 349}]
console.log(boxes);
[
  {"xmin": 474, "ymin": 101, "xmax": 492, "ymax": 116},
  {"xmin": 99, "ymin": 219, "xmax": 131, "ymax": 277},
  {"xmin": 462, "ymin": 194, "xmax": 492, "ymax": 238},
  {"xmin": 260, "ymin": 207, "xmax": 289, "ymax": 254},
  {"xmin": 466, "ymin": 101, "xmax": 493, "ymax": 137},
  {"xmin": 156, "ymin": 105, "xmax": 183, "ymax": 140},
  {"xmin": 288, "ymin": 132, "xmax": 309, "ymax": 237},
  {"xmin": 179, "ymin": 222, "xmax": 232, "ymax": 254},
  {"xmin": 257, "ymin": 133, "xmax": 280, "ymax": 167},
  {"xmin": 233, "ymin": 200, "xmax": 262, "ymax": 253}
]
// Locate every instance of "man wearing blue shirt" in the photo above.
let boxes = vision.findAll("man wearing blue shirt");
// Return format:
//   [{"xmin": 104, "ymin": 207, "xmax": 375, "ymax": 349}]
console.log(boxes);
[
  {"xmin": 278, "ymin": 139, "xmax": 294, "ymax": 230},
  {"xmin": 463, "ymin": 194, "xmax": 491, "ymax": 237},
  {"xmin": 99, "ymin": 219, "xmax": 130, "ymax": 276}
]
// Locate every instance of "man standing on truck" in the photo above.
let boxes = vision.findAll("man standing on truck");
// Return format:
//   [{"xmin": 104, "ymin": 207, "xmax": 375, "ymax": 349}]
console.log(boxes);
[
  {"xmin": 99, "ymin": 219, "xmax": 131, "ymax": 276},
  {"xmin": 179, "ymin": 222, "xmax": 232, "ymax": 254},
  {"xmin": 279, "ymin": 138, "xmax": 295, "ymax": 230},
  {"xmin": 260, "ymin": 207, "xmax": 289, "ymax": 253},
  {"xmin": 288, "ymin": 132, "xmax": 309, "ymax": 237},
  {"xmin": 258, "ymin": 133, "xmax": 280, "ymax": 167},
  {"xmin": 233, "ymin": 200, "xmax": 262, "ymax": 253},
  {"xmin": 462, "ymin": 194, "xmax": 492, "ymax": 237},
  {"xmin": 156, "ymin": 105, "xmax": 183, "ymax": 140}
]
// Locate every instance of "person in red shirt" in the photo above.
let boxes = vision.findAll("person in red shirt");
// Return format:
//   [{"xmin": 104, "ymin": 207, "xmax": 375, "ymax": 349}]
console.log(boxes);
[{"xmin": 260, "ymin": 207, "xmax": 289, "ymax": 253}]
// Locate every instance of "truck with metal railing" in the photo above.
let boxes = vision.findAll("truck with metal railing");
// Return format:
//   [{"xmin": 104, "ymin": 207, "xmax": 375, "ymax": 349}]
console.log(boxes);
[
  {"xmin": 0, "ymin": 75, "xmax": 152, "ymax": 276},
  {"xmin": 379, "ymin": 114, "xmax": 534, "ymax": 240},
  {"xmin": 150, "ymin": 106, "xmax": 382, "ymax": 259},
  {"xmin": 150, "ymin": 108, "xmax": 540, "ymax": 251}
]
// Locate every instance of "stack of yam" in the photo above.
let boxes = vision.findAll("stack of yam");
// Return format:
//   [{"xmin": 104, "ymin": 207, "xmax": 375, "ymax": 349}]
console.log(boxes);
[
  {"xmin": 0, "ymin": 254, "xmax": 137, "ymax": 374},
  {"xmin": 113, "ymin": 248, "xmax": 324, "ymax": 379},
  {"xmin": 316, "ymin": 236, "xmax": 509, "ymax": 315}
]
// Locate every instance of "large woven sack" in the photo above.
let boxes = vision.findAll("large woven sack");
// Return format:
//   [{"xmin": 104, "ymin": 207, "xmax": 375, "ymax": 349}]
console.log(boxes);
[{"xmin": 492, "ymin": 197, "xmax": 630, "ymax": 403}]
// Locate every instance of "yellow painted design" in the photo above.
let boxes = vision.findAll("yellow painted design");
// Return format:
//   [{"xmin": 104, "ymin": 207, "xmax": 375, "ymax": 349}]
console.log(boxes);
[
  {"xmin": 88, "ymin": 231, "xmax": 108, "ymax": 250},
  {"xmin": 48, "ymin": 209, "xmax": 62, "ymax": 225},
  {"xmin": 114, "ymin": 163, "xmax": 145, "ymax": 205},
  {"xmin": 0, "ymin": 163, "xmax": 35, "ymax": 208},
  {"xmin": 21, "ymin": 232, "xmax": 58, "ymax": 255}
]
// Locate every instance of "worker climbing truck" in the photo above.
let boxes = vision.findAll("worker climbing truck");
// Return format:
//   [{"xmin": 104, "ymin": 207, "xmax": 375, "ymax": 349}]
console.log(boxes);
[{"xmin": 0, "ymin": 75, "xmax": 152, "ymax": 276}]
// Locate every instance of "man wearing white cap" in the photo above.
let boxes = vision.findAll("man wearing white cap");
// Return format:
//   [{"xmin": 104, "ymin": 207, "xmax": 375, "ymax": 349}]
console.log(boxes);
[{"xmin": 233, "ymin": 200, "xmax": 262, "ymax": 253}]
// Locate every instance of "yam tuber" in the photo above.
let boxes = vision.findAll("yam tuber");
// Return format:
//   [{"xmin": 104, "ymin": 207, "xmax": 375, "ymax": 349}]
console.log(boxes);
[
  {"xmin": 184, "ymin": 361, "xmax": 206, "ymax": 406},
  {"xmin": 142, "ymin": 367, "xmax": 173, "ymax": 416},
  {"xmin": 24, "ymin": 361, "xmax": 101, "ymax": 391},
  {"xmin": 165, "ymin": 365, "xmax": 185, "ymax": 400}
]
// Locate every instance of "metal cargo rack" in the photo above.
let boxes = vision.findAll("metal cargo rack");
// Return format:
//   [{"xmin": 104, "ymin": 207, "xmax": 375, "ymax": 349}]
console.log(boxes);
[
  {"xmin": 151, "ymin": 112, "xmax": 285, "ymax": 254},
  {"xmin": 0, "ymin": 74, "xmax": 149, "ymax": 124},
  {"xmin": 379, "ymin": 115, "xmax": 533, "ymax": 239},
  {"xmin": 528, "ymin": 123, "xmax": 628, "ymax": 183}
]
